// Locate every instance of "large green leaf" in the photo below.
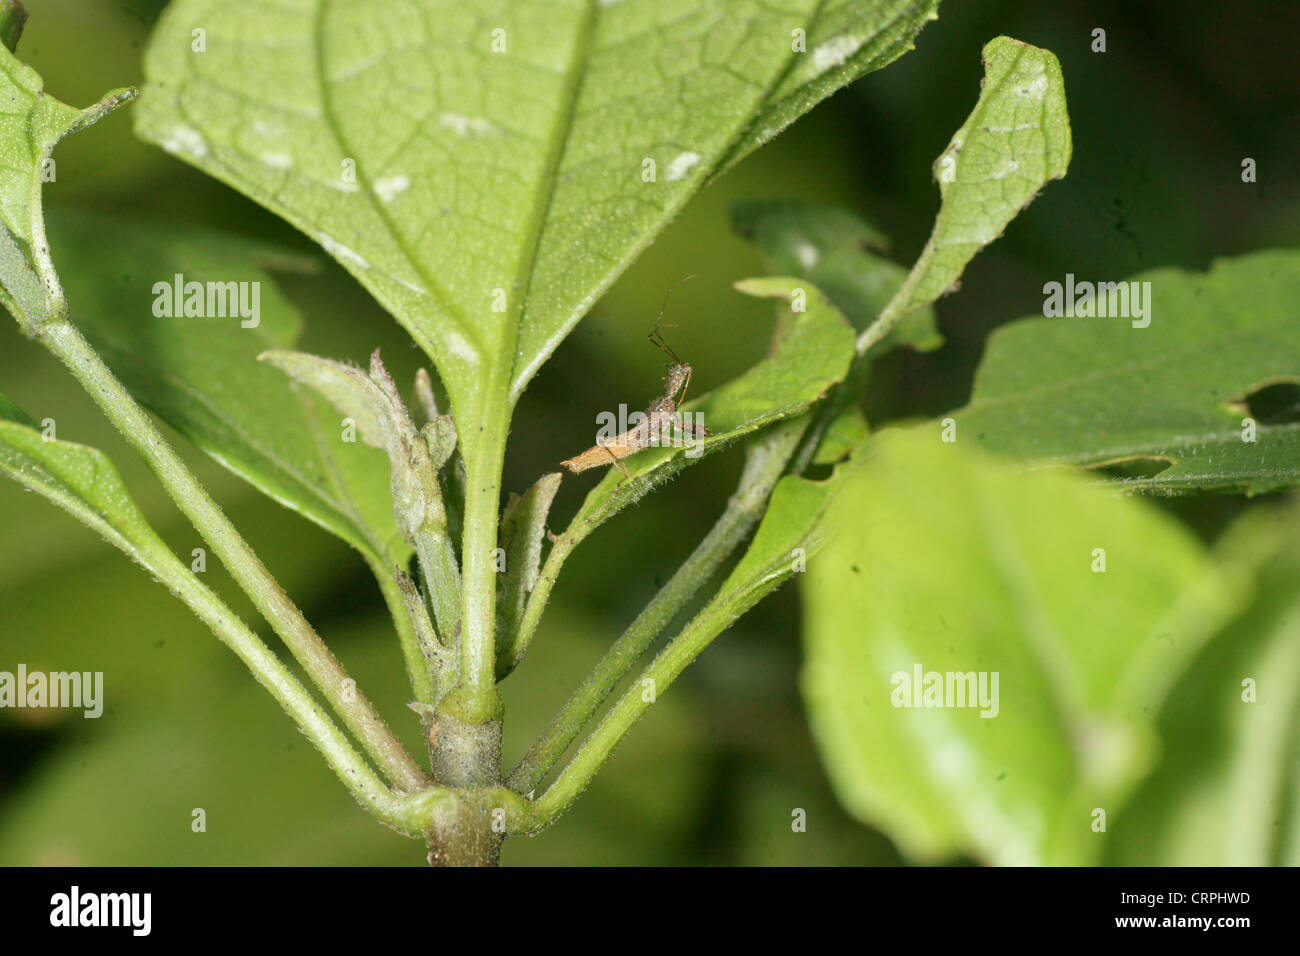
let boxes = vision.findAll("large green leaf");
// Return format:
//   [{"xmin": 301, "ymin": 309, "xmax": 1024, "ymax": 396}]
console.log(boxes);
[
  {"xmin": 1107, "ymin": 505, "xmax": 1300, "ymax": 865},
  {"xmin": 0, "ymin": 38, "xmax": 132, "ymax": 327},
  {"xmin": 801, "ymin": 427, "xmax": 1240, "ymax": 864},
  {"xmin": 955, "ymin": 250, "xmax": 1300, "ymax": 494},
  {"xmin": 134, "ymin": 0, "xmax": 940, "ymax": 429},
  {"xmin": 48, "ymin": 213, "xmax": 407, "ymax": 571}
]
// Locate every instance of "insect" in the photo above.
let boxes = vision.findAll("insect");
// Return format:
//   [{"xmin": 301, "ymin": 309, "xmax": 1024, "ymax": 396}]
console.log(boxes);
[{"xmin": 560, "ymin": 277, "xmax": 710, "ymax": 478}]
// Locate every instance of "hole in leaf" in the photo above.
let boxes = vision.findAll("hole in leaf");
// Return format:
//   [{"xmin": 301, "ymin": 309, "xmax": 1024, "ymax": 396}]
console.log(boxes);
[{"xmin": 1231, "ymin": 381, "xmax": 1300, "ymax": 426}]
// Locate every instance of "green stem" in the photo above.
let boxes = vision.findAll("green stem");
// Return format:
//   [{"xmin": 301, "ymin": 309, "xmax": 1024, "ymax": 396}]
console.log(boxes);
[
  {"xmin": 442, "ymin": 398, "xmax": 507, "ymax": 727},
  {"xmin": 855, "ymin": 258, "xmax": 928, "ymax": 356},
  {"xmin": 513, "ymin": 530, "xmax": 576, "ymax": 664},
  {"xmin": 36, "ymin": 318, "xmax": 430, "ymax": 792},
  {"xmin": 521, "ymin": 584, "xmax": 746, "ymax": 831},
  {"xmin": 506, "ymin": 417, "xmax": 806, "ymax": 794}
]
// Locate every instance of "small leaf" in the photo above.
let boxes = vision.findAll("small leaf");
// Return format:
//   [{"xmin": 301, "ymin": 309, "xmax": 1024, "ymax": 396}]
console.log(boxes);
[
  {"xmin": 497, "ymin": 471, "xmax": 563, "ymax": 676},
  {"xmin": 0, "ymin": 393, "xmax": 174, "ymax": 574},
  {"xmin": 801, "ymin": 427, "xmax": 1240, "ymax": 865},
  {"xmin": 811, "ymin": 403, "xmax": 869, "ymax": 465},
  {"xmin": 0, "ymin": 41, "xmax": 134, "ymax": 327},
  {"xmin": 0, "ymin": 388, "xmax": 32, "ymax": 427},
  {"xmin": 731, "ymin": 200, "xmax": 941, "ymax": 352},
  {"xmin": 259, "ymin": 351, "xmax": 387, "ymax": 448},
  {"xmin": 49, "ymin": 212, "xmax": 407, "ymax": 571},
  {"xmin": 706, "ymin": 466, "xmax": 849, "ymax": 627},
  {"xmin": 859, "ymin": 36, "xmax": 1070, "ymax": 352},
  {"xmin": 954, "ymin": 250, "xmax": 1300, "ymax": 494},
  {"xmin": 0, "ymin": 1, "xmax": 27, "ymax": 52},
  {"xmin": 422, "ymin": 415, "xmax": 458, "ymax": 473},
  {"xmin": 263, "ymin": 345, "xmax": 461, "ymax": 643}
]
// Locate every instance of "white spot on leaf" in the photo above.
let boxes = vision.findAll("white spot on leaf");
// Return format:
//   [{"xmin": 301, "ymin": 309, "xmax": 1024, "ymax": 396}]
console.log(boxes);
[
  {"xmin": 317, "ymin": 234, "xmax": 370, "ymax": 269},
  {"xmin": 374, "ymin": 175, "xmax": 410, "ymax": 202},
  {"xmin": 260, "ymin": 152, "xmax": 293, "ymax": 170},
  {"xmin": 393, "ymin": 275, "xmax": 427, "ymax": 296},
  {"xmin": 991, "ymin": 158, "xmax": 1020, "ymax": 180},
  {"xmin": 161, "ymin": 124, "xmax": 208, "ymax": 158},
  {"xmin": 812, "ymin": 35, "xmax": 863, "ymax": 73},
  {"xmin": 665, "ymin": 151, "xmax": 701, "ymax": 182},
  {"xmin": 440, "ymin": 112, "xmax": 497, "ymax": 137},
  {"xmin": 1017, "ymin": 72, "xmax": 1049, "ymax": 98}
]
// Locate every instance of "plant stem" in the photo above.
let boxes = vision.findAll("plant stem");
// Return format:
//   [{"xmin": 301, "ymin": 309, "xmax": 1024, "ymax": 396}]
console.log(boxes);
[
  {"xmin": 145, "ymin": 542, "xmax": 447, "ymax": 833},
  {"xmin": 36, "ymin": 318, "xmax": 430, "ymax": 792},
  {"xmin": 855, "ymin": 260, "xmax": 927, "ymax": 356},
  {"xmin": 441, "ymin": 397, "xmax": 506, "ymax": 728},
  {"xmin": 368, "ymin": 554, "xmax": 435, "ymax": 706},
  {"xmin": 506, "ymin": 417, "xmax": 807, "ymax": 794},
  {"xmin": 522, "ymin": 583, "xmax": 747, "ymax": 831},
  {"xmin": 425, "ymin": 386, "xmax": 507, "ymax": 819}
]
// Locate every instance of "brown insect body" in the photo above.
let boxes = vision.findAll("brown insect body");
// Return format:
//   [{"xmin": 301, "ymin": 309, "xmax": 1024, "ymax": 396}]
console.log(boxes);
[{"xmin": 561, "ymin": 279, "xmax": 710, "ymax": 477}]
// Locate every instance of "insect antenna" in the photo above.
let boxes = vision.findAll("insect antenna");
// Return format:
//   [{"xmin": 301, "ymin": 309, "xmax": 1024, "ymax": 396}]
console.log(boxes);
[{"xmin": 647, "ymin": 274, "xmax": 697, "ymax": 366}]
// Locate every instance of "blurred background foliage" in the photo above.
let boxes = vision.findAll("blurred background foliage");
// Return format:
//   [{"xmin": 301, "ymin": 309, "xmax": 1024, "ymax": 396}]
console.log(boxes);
[{"xmin": 1, "ymin": 0, "xmax": 1297, "ymax": 864}]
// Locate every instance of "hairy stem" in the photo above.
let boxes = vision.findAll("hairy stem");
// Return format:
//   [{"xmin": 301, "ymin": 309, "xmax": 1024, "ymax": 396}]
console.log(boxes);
[
  {"xmin": 147, "ymin": 540, "xmax": 446, "ymax": 832},
  {"xmin": 523, "ymin": 582, "xmax": 747, "ymax": 831}
]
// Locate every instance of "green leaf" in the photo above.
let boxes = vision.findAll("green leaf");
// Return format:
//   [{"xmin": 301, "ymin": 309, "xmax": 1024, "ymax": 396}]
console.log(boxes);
[
  {"xmin": 259, "ymin": 350, "xmax": 389, "ymax": 448},
  {"xmin": 554, "ymin": 276, "xmax": 854, "ymax": 555},
  {"xmin": 135, "ymin": 0, "xmax": 941, "ymax": 430},
  {"xmin": 0, "ymin": 1, "xmax": 27, "ymax": 53},
  {"xmin": 0, "ymin": 392, "xmax": 174, "ymax": 575},
  {"xmin": 0, "ymin": 40, "xmax": 134, "ymax": 327},
  {"xmin": 955, "ymin": 250, "xmax": 1300, "ymax": 494},
  {"xmin": 811, "ymin": 402, "xmax": 868, "ymax": 465},
  {"xmin": 1108, "ymin": 505, "xmax": 1300, "ymax": 865},
  {"xmin": 858, "ymin": 36, "xmax": 1070, "ymax": 353},
  {"xmin": 48, "ymin": 212, "xmax": 408, "ymax": 571},
  {"xmin": 713, "ymin": 0, "xmax": 941, "ymax": 177},
  {"xmin": 259, "ymin": 347, "xmax": 453, "ymax": 549},
  {"xmin": 731, "ymin": 199, "xmax": 941, "ymax": 352},
  {"xmin": 708, "ymin": 466, "xmax": 848, "ymax": 626},
  {"xmin": 0, "ymin": 387, "xmax": 32, "ymax": 426},
  {"xmin": 800, "ymin": 427, "xmax": 1240, "ymax": 864}
]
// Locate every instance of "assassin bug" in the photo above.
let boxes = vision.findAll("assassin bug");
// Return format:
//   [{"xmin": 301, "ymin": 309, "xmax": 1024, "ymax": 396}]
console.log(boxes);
[{"xmin": 560, "ymin": 276, "xmax": 710, "ymax": 478}]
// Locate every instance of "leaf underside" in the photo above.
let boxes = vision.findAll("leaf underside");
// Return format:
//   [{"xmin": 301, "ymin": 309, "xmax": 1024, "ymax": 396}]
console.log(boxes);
[{"xmin": 135, "ymin": 0, "xmax": 941, "ymax": 427}]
